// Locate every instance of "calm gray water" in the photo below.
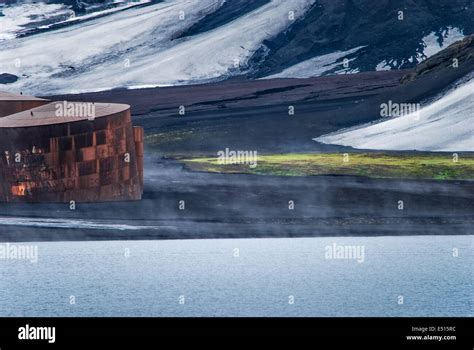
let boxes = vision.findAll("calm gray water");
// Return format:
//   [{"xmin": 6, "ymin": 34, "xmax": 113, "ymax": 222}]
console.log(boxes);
[{"xmin": 0, "ymin": 236, "xmax": 472, "ymax": 317}]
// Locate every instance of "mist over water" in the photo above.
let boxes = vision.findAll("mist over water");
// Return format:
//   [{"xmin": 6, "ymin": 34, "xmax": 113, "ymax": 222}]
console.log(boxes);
[{"xmin": 1, "ymin": 236, "xmax": 471, "ymax": 317}]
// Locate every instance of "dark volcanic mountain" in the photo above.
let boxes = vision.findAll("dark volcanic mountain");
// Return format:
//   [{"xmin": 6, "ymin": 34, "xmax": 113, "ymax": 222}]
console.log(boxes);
[{"xmin": 249, "ymin": 0, "xmax": 474, "ymax": 77}]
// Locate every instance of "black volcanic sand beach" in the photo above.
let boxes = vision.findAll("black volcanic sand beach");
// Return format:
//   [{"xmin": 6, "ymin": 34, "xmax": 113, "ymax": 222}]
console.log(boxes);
[{"xmin": 2, "ymin": 64, "xmax": 471, "ymax": 242}]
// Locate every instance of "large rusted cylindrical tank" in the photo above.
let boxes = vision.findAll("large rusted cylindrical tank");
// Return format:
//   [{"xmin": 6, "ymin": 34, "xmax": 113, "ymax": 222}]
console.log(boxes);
[{"xmin": 0, "ymin": 101, "xmax": 144, "ymax": 202}]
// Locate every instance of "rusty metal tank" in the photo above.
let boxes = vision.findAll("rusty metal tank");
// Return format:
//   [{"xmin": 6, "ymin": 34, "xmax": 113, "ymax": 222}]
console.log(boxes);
[
  {"xmin": 0, "ymin": 91, "xmax": 49, "ymax": 118},
  {"xmin": 0, "ymin": 98, "xmax": 144, "ymax": 202}
]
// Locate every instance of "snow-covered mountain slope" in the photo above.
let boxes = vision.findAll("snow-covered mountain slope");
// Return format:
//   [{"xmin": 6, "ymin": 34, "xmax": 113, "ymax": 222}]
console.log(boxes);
[
  {"xmin": 375, "ymin": 27, "xmax": 465, "ymax": 71},
  {"xmin": 250, "ymin": 0, "xmax": 474, "ymax": 78},
  {"xmin": 263, "ymin": 46, "xmax": 365, "ymax": 79},
  {"xmin": 0, "ymin": 0, "xmax": 315, "ymax": 94},
  {"xmin": 0, "ymin": 1, "xmax": 152, "ymax": 40},
  {"xmin": 264, "ymin": 26, "xmax": 466, "ymax": 78},
  {"xmin": 314, "ymin": 78, "xmax": 474, "ymax": 152},
  {"xmin": 0, "ymin": 2, "xmax": 70, "ymax": 40},
  {"xmin": 0, "ymin": 0, "xmax": 473, "ymax": 94}
]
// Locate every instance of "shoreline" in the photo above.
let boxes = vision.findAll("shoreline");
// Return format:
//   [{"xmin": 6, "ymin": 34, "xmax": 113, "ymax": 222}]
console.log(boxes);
[
  {"xmin": 1, "ymin": 230, "xmax": 472, "ymax": 244},
  {"xmin": 1, "ymin": 159, "xmax": 472, "ymax": 243}
]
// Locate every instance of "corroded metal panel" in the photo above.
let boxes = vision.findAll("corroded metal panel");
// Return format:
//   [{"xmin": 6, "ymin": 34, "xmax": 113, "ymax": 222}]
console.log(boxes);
[{"xmin": 133, "ymin": 126, "xmax": 144, "ymax": 190}]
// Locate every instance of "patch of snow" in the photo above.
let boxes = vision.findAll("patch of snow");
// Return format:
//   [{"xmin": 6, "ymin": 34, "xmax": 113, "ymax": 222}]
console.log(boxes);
[
  {"xmin": 375, "ymin": 27, "xmax": 465, "ymax": 70},
  {"xmin": 419, "ymin": 26, "xmax": 465, "ymax": 60},
  {"xmin": 334, "ymin": 67, "xmax": 360, "ymax": 75},
  {"xmin": 375, "ymin": 60, "xmax": 391, "ymax": 71},
  {"xmin": 36, "ymin": 1, "xmax": 153, "ymax": 31},
  {"xmin": 314, "ymin": 78, "xmax": 474, "ymax": 152},
  {"xmin": 263, "ymin": 46, "xmax": 365, "ymax": 79},
  {"xmin": 0, "ymin": 3, "xmax": 71, "ymax": 41}
]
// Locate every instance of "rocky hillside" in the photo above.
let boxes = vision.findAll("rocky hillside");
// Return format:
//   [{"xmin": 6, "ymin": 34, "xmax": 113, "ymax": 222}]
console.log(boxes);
[
  {"xmin": 401, "ymin": 34, "xmax": 474, "ymax": 83},
  {"xmin": 249, "ymin": 0, "xmax": 474, "ymax": 77}
]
